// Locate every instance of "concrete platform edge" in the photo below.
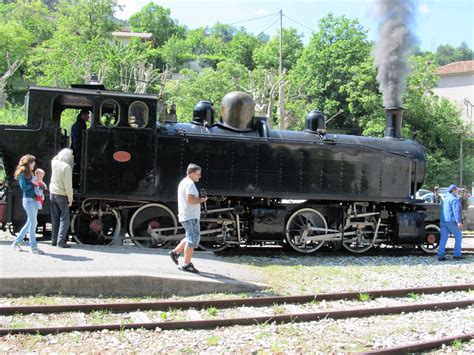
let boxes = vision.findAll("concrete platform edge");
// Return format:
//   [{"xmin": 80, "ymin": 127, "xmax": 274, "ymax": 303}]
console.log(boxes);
[{"xmin": 0, "ymin": 274, "xmax": 269, "ymax": 297}]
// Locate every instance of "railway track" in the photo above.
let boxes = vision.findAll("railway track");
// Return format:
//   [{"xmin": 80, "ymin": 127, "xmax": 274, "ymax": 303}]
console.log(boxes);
[
  {"xmin": 215, "ymin": 246, "xmax": 474, "ymax": 257},
  {"xmin": 361, "ymin": 332, "xmax": 474, "ymax": 354},
  {"xmin": 1, "ymin": 283, "xmax": 473, "ymax": 353},
  {"xmin": 1, "ymin": 283, "xmax": 472, "ymax": 316}
]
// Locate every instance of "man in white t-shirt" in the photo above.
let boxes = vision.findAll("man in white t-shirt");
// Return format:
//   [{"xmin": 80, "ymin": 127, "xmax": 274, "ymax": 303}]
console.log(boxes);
[{"xmin": 169, "ymin": 163, "xmax": 207, "ymax": 273}]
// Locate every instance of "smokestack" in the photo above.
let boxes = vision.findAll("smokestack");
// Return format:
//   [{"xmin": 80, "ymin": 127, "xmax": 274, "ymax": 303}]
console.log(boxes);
[
  {"xmin": 374, "ymin": 0, "xmax": 416, "ymax": 108},
  {"xmin": 384, "ymin": 106, "xmax": 404, "ymax": 139}
]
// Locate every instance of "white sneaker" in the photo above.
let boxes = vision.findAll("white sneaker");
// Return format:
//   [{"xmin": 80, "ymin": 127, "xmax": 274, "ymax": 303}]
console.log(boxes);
[
  {"xmin": 31, "ymin": 248, "xmax": 45, "ymax": 255},
  {"xmin": 12, "ymin": 243, "xmax": 22, "ymax": 252}
]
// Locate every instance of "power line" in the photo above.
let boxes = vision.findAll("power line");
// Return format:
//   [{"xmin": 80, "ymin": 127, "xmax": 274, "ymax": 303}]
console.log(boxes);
[
  {"xmin": 282, "ymin": 14, "xmax": 316, "ymax": 33},
  {"xmin": 257, "ymin": 18, "xmax": 280, "ymax": 35},
  {"xmin": 229, "ymin": 13, "xmax": 278, "ymax": 26}
]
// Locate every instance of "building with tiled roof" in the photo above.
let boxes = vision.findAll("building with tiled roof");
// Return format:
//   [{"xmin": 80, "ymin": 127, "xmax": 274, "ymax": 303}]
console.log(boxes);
[
  {"xmin": 436, "ymin": 60, "xmax": 474, "ymax": 75},
  {"xmin": 111, "ymin": 30, "xmax": 153, "ymax": 45},
  {"xmin": 433, "ymin": 60, "xmax": 474, "ymax": 131}
]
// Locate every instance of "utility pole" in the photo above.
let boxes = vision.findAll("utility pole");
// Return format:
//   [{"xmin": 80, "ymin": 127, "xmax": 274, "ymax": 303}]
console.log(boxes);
[
  {"xmin": 460, "ymin": 135, "xmax": 463, "ymax": 186},
  {"xmin": 278, "ymin": 9, "xmax": 287, "ymax": 129},
  {"xmin": 462, "ymin": 98, "xmax": 473, "ymax": 190},
  {"xmin": 279, "ymin": 9, "xmax": 283, "ymax": 78}
]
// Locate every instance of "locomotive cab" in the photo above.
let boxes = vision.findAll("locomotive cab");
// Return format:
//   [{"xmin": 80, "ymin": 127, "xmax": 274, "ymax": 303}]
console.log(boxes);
[{"xmin": 13, "ymin": 86, "xmax": 160, "ymax": 196}]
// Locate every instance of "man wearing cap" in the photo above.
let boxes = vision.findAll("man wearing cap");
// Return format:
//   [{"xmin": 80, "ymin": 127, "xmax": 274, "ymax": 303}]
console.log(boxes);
[
  {"xmin": 438, "ymin": 184, "xmax": 464, "ymax": 261},
  {"xmin": 70, "ymin": 109, "xmax": 90, "ymax": 186}
]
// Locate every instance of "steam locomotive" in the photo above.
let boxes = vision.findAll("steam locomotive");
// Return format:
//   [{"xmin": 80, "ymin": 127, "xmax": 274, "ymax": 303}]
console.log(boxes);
[{"xmin": 0, "ymin": 85, "xmax": 441, "ymax": 254}]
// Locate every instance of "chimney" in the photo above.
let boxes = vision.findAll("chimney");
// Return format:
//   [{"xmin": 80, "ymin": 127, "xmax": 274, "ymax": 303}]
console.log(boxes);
[{"xmin": 384, "ymin": 106, "xmax": 404, "ymax": 139}]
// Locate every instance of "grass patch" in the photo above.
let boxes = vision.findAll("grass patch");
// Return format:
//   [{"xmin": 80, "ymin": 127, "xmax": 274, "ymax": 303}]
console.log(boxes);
[
  {"xmin": 451, "ymin": 339, "xmax": 463, "ymax": 349},
  {"xmin": 22, "ymin": 294, "xmax": 61, "ymax": 306},
  {"xmin": 270, "ymin": 343, "xmax": 285, "ymax": 352},
  {"xmin": 207, "ymin": 335, "xmax": 219, "ymax": 346},
  {"xmin": 9, "ymin": 322, "xmax": 30, "ymax": 329},
  {"xmin": 358, "ymin": 292, "xmax": 371, "ymax": 302},
  {"xmin": 255, "ymin": 331, "xmax": 271, "ymax": 340},
  {"xmin": 207, "ymin": 307, "xmax": 218, "ymax": 317},
  {"xmin": 408, "ymin": 292, "xmax": 420, "ymax": 300},
  {"xmin": 272, "ymin": 304, "xmax": 286, "ymax": 315},
  {"xmin": 89, "ymin": 310, "xmax": 113, "ymax": 325}
]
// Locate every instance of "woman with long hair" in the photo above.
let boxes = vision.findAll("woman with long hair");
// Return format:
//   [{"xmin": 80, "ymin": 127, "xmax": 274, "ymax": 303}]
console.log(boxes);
[{"xmin": 12, "ymin": 154, "xmax": 45, "ymax": 254}]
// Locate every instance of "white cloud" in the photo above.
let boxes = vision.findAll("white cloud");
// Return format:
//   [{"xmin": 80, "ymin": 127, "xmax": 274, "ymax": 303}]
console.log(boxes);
[
  {"xmin": 419, "ymin": 3, "xmax": 430, "ymax": 14},
  {"xmin": 116, "ymin": 0, "xmax": 149, "ymax": 20},
  {"xmin": 256, "ymin": 8, "xmax": 271, "ymax": 15}
]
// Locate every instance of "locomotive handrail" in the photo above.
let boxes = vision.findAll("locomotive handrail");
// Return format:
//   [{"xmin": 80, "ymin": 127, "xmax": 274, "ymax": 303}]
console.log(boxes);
[
  {"xmin": 3, "ymin": 116, "xmax": 44, "ymax": 132},
  {"xmin": 163, "ymin": 128, "xmax": 418, "ymax": 159}
]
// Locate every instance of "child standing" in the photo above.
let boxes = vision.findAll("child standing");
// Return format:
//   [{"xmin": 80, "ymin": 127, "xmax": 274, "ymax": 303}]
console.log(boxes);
[{"xmin": 32, "ymin": 168, "xmax": 47, "ymax": 209}]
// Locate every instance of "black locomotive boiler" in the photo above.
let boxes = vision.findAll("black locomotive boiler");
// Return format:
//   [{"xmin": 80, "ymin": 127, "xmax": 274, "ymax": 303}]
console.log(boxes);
[{"xmin": 0, "ymin": 85, "xmax": 441, "ymax": 253}]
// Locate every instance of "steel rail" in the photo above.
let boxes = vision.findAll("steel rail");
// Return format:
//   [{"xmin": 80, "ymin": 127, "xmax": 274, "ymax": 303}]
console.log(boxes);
[
  {"xmin": 361, "ymin": 332, "xmax": 474, "ymax": 354},
  {"xmin": 0, "ymin": 284, "xmax": 472, "ymax": 316},
  {"xmin": 215, "ymin": 247, "xmax": 474, "ymax": 256},
  {"xmin": 0, "ymin": 299, "xmax": 472, "ymax": 336}
]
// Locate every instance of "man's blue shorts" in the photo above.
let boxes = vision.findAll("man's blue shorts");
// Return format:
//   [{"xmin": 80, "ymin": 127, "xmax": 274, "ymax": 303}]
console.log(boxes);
[{"xmin": 181, "ymin": 218, "xmax": 200, "ymax": 248}]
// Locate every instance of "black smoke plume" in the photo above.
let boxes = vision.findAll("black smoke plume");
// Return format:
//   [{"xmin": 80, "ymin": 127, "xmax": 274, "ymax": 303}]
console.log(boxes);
[{"xmin": 374, "ymin": 0, "xmax": 417, "ymax": 107}]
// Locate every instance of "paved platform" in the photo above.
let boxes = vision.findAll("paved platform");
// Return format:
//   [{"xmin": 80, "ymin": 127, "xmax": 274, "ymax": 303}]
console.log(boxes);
[{"xmin": 0, "ymin": 240, "xmax": 268, "ymax": 297}]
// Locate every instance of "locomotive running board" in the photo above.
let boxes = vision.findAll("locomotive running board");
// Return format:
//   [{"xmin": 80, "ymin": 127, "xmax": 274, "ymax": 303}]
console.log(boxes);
[{"xmin": 302, "ymin": 227, "xmax": 387, "ymax": 242}]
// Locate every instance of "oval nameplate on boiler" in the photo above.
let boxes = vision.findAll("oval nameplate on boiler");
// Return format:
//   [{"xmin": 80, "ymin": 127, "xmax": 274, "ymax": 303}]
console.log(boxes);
[{"xmin": 113, "ymin": 151, "xmax": 131, "ymax": 163}]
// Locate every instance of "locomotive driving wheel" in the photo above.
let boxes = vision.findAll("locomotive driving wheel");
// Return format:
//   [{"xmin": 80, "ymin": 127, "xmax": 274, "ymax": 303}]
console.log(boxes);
[
  {"xmin": 71, "ymin": 208, "xmax": 119, "ymax": 245},
  {"xmin": 342, "ymin": 218, "xmax": 376, "ymax": 254},
  {"xmin": 198, "ymin": 212, "xmax": 235, "ymax": 252},
  {"xmin": 419, "ymin": 224, "xmax": 440, "ymax": 254},
  {"xmin": 285, "ymin": 208, "xmax": 327, "ymax": 253},
  {"xmin": 129, "ymin": 203, "xmax": 177, "ymax": 248}
]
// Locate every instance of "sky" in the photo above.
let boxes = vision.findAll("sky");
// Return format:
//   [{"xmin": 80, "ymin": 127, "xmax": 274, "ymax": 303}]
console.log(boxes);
[{"xmin": 115, "ymin": 0, "xmax": 474, "ymax": 51}]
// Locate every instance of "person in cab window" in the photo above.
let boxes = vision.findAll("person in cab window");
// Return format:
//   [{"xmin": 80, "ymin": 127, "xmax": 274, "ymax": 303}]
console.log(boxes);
[{"xmin": 70, "ymin": 109, "xmax": 90, "ymax": 185}]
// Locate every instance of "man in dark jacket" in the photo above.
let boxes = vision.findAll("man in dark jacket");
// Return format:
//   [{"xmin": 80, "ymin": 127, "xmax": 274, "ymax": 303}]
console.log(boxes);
[
  {"xmin": 70, "ymin": 109, "xmax": 90, "ymax": 185},
  {"xmin": 438, "ymin": 184, "xmax": 464, "ymax": 261}
]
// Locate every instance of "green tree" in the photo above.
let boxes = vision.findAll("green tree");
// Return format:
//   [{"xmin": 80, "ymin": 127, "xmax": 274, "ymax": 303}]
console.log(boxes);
[
  {"xmin": 160, "ymin": 35, "xmax": 193, "ymax": 69},
  {"xmin": 129, "ymin": 2, "xmax": 185, "ymax": 48},
  {"xmin": 435, "ymin": 42, "xmax": 473, "ymax": 66},
  {"xmin": 28, "ymin": 0, "xmax": 119, "ymax": 86},
  {"xmin": 165, "ymin": 61, "xmax": 249, "ymax": 120},
  {"xmin": 402, "ymin": 54, "xmax": 467, "ymax": 187},
  {"xmin": 289, "ymin": 14, "xmax": 377, "ymax": 131},
  {"xmin": 226, "ymin": 32, "xmax": 262, "ymax": 69},
  {"xmin": 0, "ymin": 16, "xmax": 34, "ymax": 107},
  {"xmin": 208, "ymin": 22, "xmax": 239, "ymax": 43},
  {"xmin": 2, "ymin": 0, "xmax": 53, "ymax": 45},
  {"xmin": 253, "ymin": 28, "xmax": 303, "ymax": 70},
  {"xmin": 103, "ymin": 38, "xmax": 159, "ymax": 92}
]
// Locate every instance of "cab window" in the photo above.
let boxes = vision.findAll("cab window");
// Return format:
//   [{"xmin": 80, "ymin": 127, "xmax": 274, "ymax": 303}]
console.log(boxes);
[
  {"xmin": 128, "ymin": 101, "xmax": 149, "ymax": 128},
  {"xmin": 100, "ymin": 99, "xmax": 120, "ymax": 128}
]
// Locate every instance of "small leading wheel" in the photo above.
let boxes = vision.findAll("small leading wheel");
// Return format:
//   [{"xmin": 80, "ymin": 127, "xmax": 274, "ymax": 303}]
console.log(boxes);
[
  {"xmin": 71, "ymin": 209, "xmax": 120, "ymax": 245},
  {"xmin": 420, "ymin": 224, "xmax": 440, "ymax": 254},
  {"xmin": 198, "ymin": 212, "xmax": 235, "ymax": 252},
  {"xmin": 129, "ymin": 203, "xmax": 177, "ymax": 248},
  {"xmin": 285, "ymin": 208, "xmax": 327, "ymax": 254},
  {"xmin": 342, "ymin": 219, "xmax": 376, "ymax": 254}
]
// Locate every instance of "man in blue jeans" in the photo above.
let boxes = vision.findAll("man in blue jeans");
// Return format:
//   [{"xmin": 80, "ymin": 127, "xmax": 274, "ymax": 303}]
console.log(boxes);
[
  {"xmin": 438, "ymin": 184, "xmax": 464, "ymax": 261},
  {"xmin": 169, "ymin": 164, "xmax": 207, "ymax": 273},
  {"xmin": 50, "ymin": 149, "xmax": 74, "ymax": 248}
]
